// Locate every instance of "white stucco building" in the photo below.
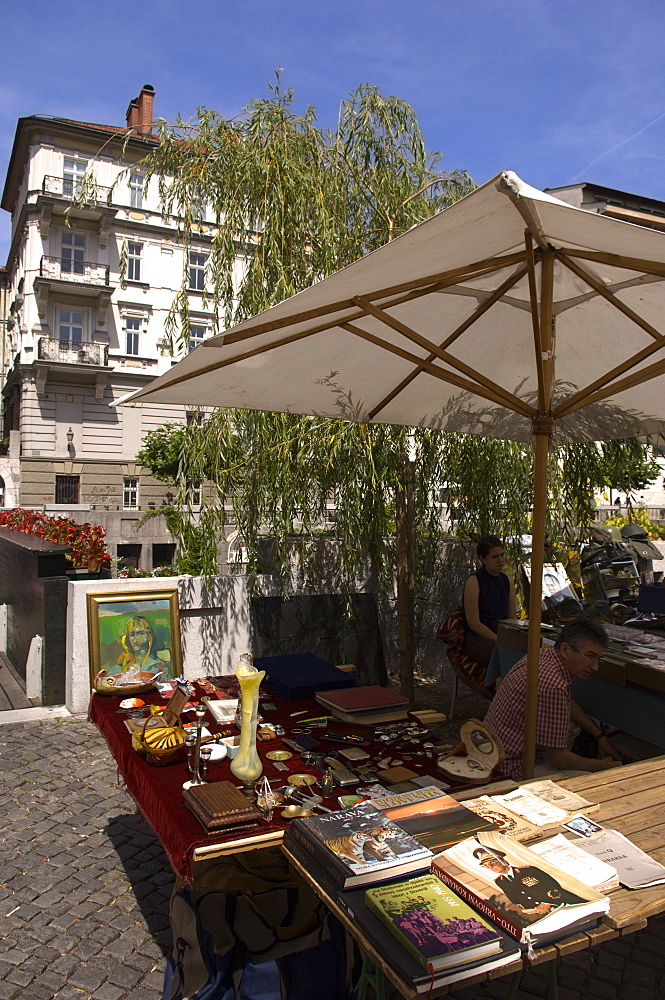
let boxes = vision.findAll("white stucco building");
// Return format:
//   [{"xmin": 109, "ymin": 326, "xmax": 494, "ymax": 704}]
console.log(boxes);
[{"xmin": 0, "ymin": 86, "xmax": 221, "ymax": 568}]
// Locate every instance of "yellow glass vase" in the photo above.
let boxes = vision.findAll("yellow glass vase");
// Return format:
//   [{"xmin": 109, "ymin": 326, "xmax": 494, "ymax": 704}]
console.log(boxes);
[{"xmin": 230, "ymin": 654, "xmax": 265, "ymax": 783}]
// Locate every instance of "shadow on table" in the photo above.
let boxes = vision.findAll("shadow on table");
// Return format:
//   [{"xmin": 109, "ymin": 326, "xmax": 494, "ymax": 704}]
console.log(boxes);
[{"xmin": 105, "ymin": 810, "xmax": 175, "ymax": 956}]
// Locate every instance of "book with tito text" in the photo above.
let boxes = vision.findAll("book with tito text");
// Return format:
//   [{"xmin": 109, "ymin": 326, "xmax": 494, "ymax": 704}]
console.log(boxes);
[
  {"xmin": 285, "ymin": 802, "xmax": 432, "ymax": 889},
  {"xmin": 430, "ymin": 831, "xmax": 609, "ymax": 949},
  {"xmin": 365, "ymin": 874, "xmax": 502, "ymax": 973}
]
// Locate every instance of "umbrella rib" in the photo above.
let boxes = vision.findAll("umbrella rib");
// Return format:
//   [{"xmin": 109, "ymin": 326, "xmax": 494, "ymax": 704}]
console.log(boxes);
[
  {"xmin": 362, "ymin": 265, "xmax": 529, "ymax": 420},
  {"xmin": 557, "ymin": 354, "xmax": 665, "ymax": 417},
  {"xmin": 340, "ymin": 322, "xmax": 534, "ymax": 418},
  {"xmin": 220, "ymin": 252, "xmax": 526, "ymax": 347},
  {"xmin": 557, "ymin": 251, "xmax": 665, "ymax": 343},
  {"xmin": 554, "ymin": 336, "xmax": 665, "ymax": 419},
  {"xmin": 439, "ymin": 264, "xmax": 528, "ymax": 350},
  {"xmin": 352, "ymin": 295, "xmax": 529, "ymax": 414},
  {"xmin": 525, "ymin": 233, "xmax": 545, "ymax": 413},
  {"xmin": 561, "ymin": 248, "xmax": 665, "ymax": 279}
]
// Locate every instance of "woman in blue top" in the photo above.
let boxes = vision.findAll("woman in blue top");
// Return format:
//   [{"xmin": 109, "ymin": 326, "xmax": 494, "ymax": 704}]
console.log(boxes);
[{"xmin": 462, "ymin": 535, "xmax": 516, "ymax": 672}]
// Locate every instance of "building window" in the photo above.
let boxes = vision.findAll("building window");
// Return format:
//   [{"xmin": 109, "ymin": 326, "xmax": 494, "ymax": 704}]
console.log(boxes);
[
  {"xmin": 188, "ymin": 480, "xmax": 202, "ymax": 506},
  {"xmin": 186, "ymin": 409, "xmax": 204, "ymax": 425},
  {"xmin": 123, "ymin": 477, "xmax": 139, "ymax": 509},
  {"xmin": 58, "ymin": 308, "xmax": 84, "ymax": 344},
  {"xmin": 55, "ymin": 475, "xmax": 80, "ymax": 504},
  {"xmin": 61, "ymin": 231, "xmax": 85, "ymax": 275},
  {"xmin": 125, "ymin": 316, "xmax": 141, "ymax": 355},
  {"xmin": 129, "ymin": 172, "xmax": 144, "ymax": 209},
  {"xmin": 127, "ymin": 241, "xmax": 142, "ymax": 281},
  {"xmin": 189, "ymin": 324, "xmax": 207, "ymax": 352},
  {"xmin": 188, "ymin": 252, "xmax": 206, "ymax": 291},
  {"xmin": 62, "ymin": 157, "xmax": 87, "ymax": 198}
]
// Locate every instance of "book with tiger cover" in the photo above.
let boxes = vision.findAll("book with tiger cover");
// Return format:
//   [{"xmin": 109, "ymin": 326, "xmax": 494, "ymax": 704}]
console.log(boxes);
[
  {"xmin": 285, "ymin": 802, "xmax": 432, "ymax": 889},
  {"xmin": 365, "ymin": 874, "xmax": 502, "ymax": 973}
]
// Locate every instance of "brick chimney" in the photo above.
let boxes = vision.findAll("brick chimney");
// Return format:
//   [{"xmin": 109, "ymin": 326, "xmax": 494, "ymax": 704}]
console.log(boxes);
[{"xmin": 125, "ymin": 85, "xmax": 155, "ymax": 135}]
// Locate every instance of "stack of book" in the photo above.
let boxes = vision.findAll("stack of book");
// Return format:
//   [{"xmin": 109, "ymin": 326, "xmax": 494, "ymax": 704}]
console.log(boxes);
[
  {"xmin": 282, "ymin": 788, "xmax": 615, "ymax": 992},
  {"xmin": 283, "ymin": 802, "xmax": 433, "ymax": 889},
  {"xmin": 315, "ymin": 685, "xmax": 409, "ymax": 724}
]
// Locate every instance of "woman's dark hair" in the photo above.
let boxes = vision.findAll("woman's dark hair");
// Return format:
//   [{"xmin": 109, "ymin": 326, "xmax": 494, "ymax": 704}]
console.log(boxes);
[{"xmin": 477, "ymin": 535, "xmax": 503, "ymax": 559}]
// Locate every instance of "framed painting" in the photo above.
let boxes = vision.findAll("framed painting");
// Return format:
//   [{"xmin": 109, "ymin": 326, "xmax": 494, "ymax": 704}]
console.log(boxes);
[{"xmin": 87, "ymin": 589, "xmax": 182, "ymax": 683}]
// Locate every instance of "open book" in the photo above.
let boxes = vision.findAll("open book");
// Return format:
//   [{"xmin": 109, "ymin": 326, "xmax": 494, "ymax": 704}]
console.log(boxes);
[{"xmin": 431, "ymin": 831, "xmax": 609, "ymax": 950}]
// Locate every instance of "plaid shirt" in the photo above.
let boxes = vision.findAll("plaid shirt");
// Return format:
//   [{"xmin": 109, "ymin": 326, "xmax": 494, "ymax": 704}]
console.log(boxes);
[{"xmin": 484, "ymin": 646, "xmax": 571, "ymax": 780}]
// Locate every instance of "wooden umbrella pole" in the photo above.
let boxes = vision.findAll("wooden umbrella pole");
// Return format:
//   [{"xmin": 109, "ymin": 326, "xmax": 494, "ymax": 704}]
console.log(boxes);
[
  {"xmin": 523, "ymin": 419, "xmax": 552, "ymax": 778},
  {"xmin": 396, "ymin": 450, "xmax": 416, "ymax": 704},
  {"xmin": 523, "ymin": 249, "xmax": 555, "ymax": 780}
]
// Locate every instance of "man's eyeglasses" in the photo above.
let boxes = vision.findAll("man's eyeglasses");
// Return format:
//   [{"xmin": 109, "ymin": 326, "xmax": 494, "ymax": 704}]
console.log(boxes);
[{"xmin": 570, "ymin": 645, "xmax": 602, "ymax": 663}]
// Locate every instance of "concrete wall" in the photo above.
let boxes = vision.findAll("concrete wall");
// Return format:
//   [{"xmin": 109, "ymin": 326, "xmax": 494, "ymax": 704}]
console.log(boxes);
[{"xmin": 65, "ymin": 574, "xmax": 273, "ymax": 714}]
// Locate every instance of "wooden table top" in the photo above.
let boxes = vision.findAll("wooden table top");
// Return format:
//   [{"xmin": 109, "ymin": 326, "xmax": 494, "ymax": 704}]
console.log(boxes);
[
  {"xmin": 284, "ymin": 756, "xmax": 665, "ymax": 999},
  {"xmin": 497, "ymin": 620, "xmax": 665, "ymax": 693}
]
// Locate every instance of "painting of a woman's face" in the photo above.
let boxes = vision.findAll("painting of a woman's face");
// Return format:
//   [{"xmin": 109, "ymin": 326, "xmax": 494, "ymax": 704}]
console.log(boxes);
[{"xmin": 127, "ymin": 625, "xmax": 151, "ymax": 652}]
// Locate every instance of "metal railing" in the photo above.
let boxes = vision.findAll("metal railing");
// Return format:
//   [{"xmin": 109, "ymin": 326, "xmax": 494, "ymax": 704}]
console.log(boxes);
[
  {"xmin": 42, "ymin": 174, "xmax": 112, "ymax": 203},
  {"xmin": 39, "ymin": 255, "xmax": 110, "ymax": 286},
  {"xmin": 37, "ymin": 338, "xmax": 108, "ymax": 366}
]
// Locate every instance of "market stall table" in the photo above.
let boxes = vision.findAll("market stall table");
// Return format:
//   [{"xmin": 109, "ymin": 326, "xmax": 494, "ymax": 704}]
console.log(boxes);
[
  {"xmin": 90, "ymin": 682, "xmax": 503, "ymax": 999},
  {"xmin": 283, "ymin": 756, "xmax": 665, "ymax": 999},
  {"xmin": 89, "ymin": 683, "xmax": 472, "ymax": 879}
]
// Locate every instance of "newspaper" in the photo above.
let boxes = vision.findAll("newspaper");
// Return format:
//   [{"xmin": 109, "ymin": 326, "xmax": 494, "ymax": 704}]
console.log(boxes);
[
  {"xmin": 529, "ymin": 834, "xmax": 619, "ymax": 891},
  {"xmin": 574, "ymin": 829, "xmax": 665, "ymax": 889}
]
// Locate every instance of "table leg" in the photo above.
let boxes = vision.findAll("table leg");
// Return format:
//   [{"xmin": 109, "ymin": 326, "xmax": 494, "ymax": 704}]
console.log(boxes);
[
  {"xmin": 507, "ymin": 960, "xmax": 558, "ymax": 1000},
  {"xmin": 357, "ymin": 956, "xmax": 386, "ymax": 1000}
]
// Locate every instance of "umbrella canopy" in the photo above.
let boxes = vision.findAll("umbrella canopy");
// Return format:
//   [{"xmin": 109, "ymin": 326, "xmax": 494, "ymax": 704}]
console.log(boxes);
[
  {"xmin": 127, "ymin": 171, "xmax": 665, "ymax": 444},
  {"xmin": 125, "ymin": 171, "xmax": 665, "ymax": 776}
]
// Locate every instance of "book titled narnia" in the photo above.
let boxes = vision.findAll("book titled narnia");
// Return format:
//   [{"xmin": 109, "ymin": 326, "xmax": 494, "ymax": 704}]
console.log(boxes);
[
  {"xmin": 287, "ymin": 802, "xmax": 432, "ymax": 889},
  {"xmin": 365, "ymin": 874, "xmax": 502, "ymax": 973},
  {"xmin": 430, "ymin": 830, "xmax": 609, "ymax": 949}
]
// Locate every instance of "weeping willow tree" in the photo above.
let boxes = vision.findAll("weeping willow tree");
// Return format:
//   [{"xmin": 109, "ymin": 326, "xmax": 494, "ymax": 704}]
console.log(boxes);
[{"xmin": 130, "ymin": 80, "xmax": 660, "ymax": 695}]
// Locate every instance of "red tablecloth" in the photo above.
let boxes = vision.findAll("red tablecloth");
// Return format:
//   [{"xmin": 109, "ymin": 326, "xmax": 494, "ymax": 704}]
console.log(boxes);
[{"xmin": 89, "ymin": 683, "xmax": 471, "ymax": 882}]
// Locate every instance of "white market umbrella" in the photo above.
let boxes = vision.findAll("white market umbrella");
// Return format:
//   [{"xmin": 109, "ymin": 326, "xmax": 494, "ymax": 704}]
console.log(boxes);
[{"xmin": 124, "ymin": 171, "xmax": 665, "ymax": 776}]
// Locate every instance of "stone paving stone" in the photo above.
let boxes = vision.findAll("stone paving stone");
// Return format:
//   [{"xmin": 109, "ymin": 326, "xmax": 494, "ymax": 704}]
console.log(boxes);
[
  {"xmin": 0, "ymin": 983, "xmax": 20, "ymax": 1000},
  {"xmin": 91, "ymin": 986, "xmax": 125, "ymax": 1000}
]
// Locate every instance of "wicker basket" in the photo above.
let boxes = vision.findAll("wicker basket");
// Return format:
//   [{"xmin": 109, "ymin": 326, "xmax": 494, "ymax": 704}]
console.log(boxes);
[{"xmin": 133, "ymin": 708, "xmax": 186, "ymax": 766}]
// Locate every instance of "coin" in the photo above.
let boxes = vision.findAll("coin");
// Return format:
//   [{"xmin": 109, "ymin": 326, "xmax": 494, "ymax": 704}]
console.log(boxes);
[
  {"xmin": 266, "ymin": 750, "xmax": 293, "ymax": 761},
  {"xmin": 288, "ymin": 773, "xmax": 317, "ymax": 786}
]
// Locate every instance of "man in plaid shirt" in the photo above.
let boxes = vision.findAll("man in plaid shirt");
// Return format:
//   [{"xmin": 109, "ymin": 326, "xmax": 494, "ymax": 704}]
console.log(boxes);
[{"xmin": 484, "ymin": 618, "xmax": 622, "ymax": 779}]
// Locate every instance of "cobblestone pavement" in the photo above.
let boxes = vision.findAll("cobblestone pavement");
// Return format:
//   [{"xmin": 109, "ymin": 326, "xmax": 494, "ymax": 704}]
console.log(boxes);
[
  {"xmin": 0, "ymin": 716, "xmax": 173, "ymax": 1000},
  {"xmin": 0, "ymin": 696, "xmax": 664, "ymax": 1000}
]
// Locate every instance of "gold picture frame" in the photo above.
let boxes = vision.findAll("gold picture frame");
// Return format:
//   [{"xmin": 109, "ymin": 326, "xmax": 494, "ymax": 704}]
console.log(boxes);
[{"xmin": 87, "ymin": 589, "xmax": 182, "ymax": 684}]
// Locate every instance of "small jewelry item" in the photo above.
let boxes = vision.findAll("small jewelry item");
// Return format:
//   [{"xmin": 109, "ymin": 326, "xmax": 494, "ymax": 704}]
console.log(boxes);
[{"xmin": 256, "ymin": 777, "xmax": 276, "ymax": 821}]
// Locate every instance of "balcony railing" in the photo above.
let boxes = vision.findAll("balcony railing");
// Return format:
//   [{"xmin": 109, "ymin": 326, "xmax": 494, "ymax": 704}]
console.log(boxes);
[
  {"xmin": 42, "ymin": 175, "xmax": 112, "ymax": 203},
  {"xmin": 37, "ymin": 338, "xmax": 108, "ymax": 366},
  {"xmin": 39, "ymin": 256, "xmax": 110, "ymax": 286}
]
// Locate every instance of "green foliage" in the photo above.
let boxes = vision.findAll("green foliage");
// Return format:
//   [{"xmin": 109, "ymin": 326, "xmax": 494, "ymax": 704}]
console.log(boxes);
[
  {"xmin": 136, "ymin": 423, "xmax": 188, "ymax": 483},
  {"xmin": 131, "ymin": 80, "xmax": 661, "ymax": 591},
  {"xmin": 135, "ymin": 77, "xmax": 475, "ymax": 351},
  {"xmin": 603, "ymin": 506, "xmax": 665, "ymax": 540}
]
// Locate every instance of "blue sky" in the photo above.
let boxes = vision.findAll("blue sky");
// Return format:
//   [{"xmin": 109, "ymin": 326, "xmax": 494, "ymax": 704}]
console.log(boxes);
[{"xmin": 1, "ymin": 0, "xmax": 664, "ymax": 260}]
